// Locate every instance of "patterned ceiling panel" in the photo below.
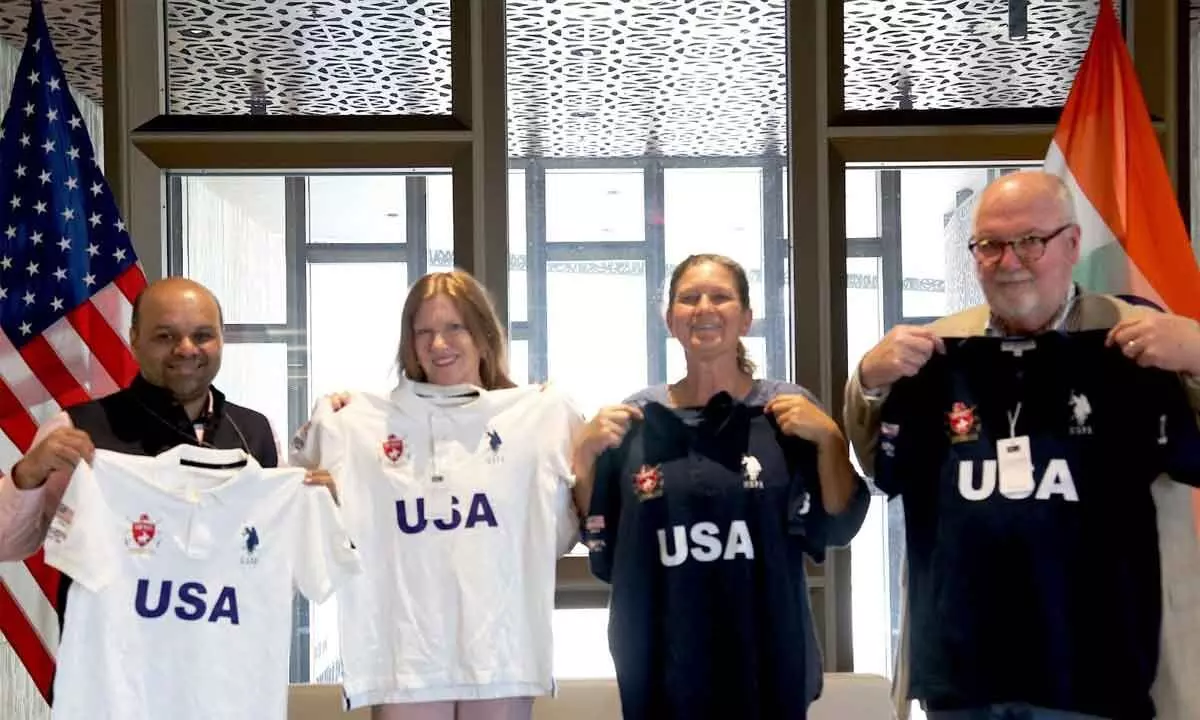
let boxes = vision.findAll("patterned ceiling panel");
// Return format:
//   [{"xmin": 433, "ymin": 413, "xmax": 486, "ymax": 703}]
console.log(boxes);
[
  {"xmin": 0, "ymin": 0, "xmax": 102, "ymax": 104},
  {"xmin": 843, "ymin": 0, "xmax": 1121, "ymax": 111},
  {"xmin": 505, "ymin": 0, "xmax": 787, "ymax": 158},
  {"xmin": 164, "ymin": 0, "xmax": 453, "ymax": 116}
]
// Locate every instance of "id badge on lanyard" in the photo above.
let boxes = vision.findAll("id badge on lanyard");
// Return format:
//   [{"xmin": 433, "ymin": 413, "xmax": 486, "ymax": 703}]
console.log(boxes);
[{"xmin": 997, "ymin": 403, "xmax": 1036, "ymax": 498}]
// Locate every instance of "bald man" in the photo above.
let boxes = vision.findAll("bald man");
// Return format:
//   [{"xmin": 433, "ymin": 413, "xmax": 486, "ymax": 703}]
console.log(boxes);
[
  {"xmin": 0, "ymin": 277, "xmax": 282, "ymax": 563},
  {"xmin": 844, "ymin": 171, "xmax": 1200, "ymax": 719}
]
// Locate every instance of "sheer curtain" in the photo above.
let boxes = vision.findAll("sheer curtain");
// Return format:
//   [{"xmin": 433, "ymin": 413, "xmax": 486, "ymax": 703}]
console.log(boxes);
[{"xmin": 0, "ymin": 31, "xmax": 103, "ymax": 720}]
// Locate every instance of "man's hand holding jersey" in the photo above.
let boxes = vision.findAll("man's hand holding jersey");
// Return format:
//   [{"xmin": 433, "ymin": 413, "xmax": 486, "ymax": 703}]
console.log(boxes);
[
  {"xmin": 12, "ymin": 427, "xmax": 95, "ymax": 490},
  {"xmin": 859, "ymin": 325, "xmax": 946, "ymax": 393},
  {"xmin": 1108, "ymin": 313, "xmax": 1200, "ymax": 377}
]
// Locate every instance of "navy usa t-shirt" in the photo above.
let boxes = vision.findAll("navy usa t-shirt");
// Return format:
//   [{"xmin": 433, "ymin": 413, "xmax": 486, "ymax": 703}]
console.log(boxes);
[
  {"xmin": 875, "ymin": 329, "xmax": 1200, "ymax": 719},
  {"xmin": 585, "ymin": 390, "xmax": 827, "ymax": 720}
]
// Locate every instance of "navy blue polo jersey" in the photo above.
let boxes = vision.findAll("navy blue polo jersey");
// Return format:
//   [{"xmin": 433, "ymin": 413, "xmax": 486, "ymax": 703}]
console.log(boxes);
[
  {"xmin": 584, "ymin": 391, "xmax": 826, "ymax": 720},
  {"xmin": 875, "ymin": 329, "xmax": 1200, "ymax": 720}
]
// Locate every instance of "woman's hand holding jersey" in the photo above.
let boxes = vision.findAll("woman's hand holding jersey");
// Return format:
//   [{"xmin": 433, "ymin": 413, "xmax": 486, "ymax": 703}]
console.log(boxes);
[
  {"xmin": 302, "ymin": 468, "xmax": 338, "ymax": 505},
  {"xmin": 572, "ymin": 404, "xmax": 643, "ymax": 467},
  {"xmin": 764, "ymin": 393, "xmax": 840, "ymax": 445},
  {"xmin": 765, "ymin": 393, "xmax": 858, "ymax": 514}
]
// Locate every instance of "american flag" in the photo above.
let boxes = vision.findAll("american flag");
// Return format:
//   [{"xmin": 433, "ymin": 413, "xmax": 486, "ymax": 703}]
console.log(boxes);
[{"xmin": 0, "ymin": 0, "xmax": 146, "ymax": 701}]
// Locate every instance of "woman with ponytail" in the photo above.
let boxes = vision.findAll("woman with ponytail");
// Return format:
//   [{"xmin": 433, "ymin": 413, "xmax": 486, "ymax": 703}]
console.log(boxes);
[{"xmin": 570, "ymin": 253, "xmax": 869, "ymax": 720}]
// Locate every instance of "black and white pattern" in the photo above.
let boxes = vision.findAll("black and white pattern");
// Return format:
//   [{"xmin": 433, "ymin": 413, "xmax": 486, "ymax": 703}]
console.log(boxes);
[
  {"xmin": 163, "ymin": 0, "xmax": 452, "ymax": 116},
  {"xmin": 844, "ymin": 0, "xmax": 1123, "ymax": 111},
  {"xmin": 0, "ymin": 0, "xmax": 101, "ymax": 105},
  {"xmin": 505, "ymin": 0, "xmax": 787, "ymax": 157}
]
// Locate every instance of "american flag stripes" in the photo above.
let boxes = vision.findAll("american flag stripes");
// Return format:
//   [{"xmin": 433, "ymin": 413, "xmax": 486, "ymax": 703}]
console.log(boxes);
[{"xmin": 0, "ymin": 0, "xmax": 146, "ymax": 702}]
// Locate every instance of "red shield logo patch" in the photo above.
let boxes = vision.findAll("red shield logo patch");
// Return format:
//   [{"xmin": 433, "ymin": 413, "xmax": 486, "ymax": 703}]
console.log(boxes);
[
  {"xmin": 947, "ymin": 402, "xmax": 980, "ymax": 442},
  {"xmin": 632, "ymin": 464, "xmax": 664, "ymax": 502},
  {"xmin": 382, "ymin": 434, "xmax": 405, "ymax": 463},
  {"xmin": 131, "ymin": 513, "xmax": 156, "ymax": 547}
]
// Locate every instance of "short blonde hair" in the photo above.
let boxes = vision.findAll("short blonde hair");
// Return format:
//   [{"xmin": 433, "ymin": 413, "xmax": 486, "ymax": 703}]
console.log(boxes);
[{"xmin": 395, "ymin": 270, "xmax": 516, "ymax": 390}]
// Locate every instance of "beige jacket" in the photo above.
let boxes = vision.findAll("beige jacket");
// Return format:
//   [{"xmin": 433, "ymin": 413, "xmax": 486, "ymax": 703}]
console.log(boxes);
[{"xmin": 843, "ymin": 293, "xmax": 1200, "ymax": 720}]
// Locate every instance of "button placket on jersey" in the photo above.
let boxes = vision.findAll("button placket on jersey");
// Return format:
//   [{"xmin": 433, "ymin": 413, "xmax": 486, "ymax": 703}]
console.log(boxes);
[
  {"xmin": 181, "ymin": 483, "xmax": 215, "ymax": 558},
  {"xmin": 429, "ymin": 412, "xmax": 458, "ymax": 485}
]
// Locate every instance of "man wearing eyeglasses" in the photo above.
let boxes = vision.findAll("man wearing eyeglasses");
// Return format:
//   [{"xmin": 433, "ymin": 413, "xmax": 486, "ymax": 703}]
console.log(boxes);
[{"xmin": 843, "ymin": 170, "xmax": 1200, "ymax": 720}]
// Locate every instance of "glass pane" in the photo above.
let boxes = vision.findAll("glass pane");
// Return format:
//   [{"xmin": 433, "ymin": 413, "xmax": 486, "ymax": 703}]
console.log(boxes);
[
  {"xmin": 509, "ymin": 339, "xmax": 529, "ymax": 386},
  {"xmin": 426, "ymin": 173, "xmax": 454, "ymax": 270},
  {"xmin": 509, "ymin": 268, "xmax": 529, "ymax": 326},
  {"xmin": 843, "ymin": 0, "xmax": 1119, "ymax": 111},
  {"xmin": 308, "ymin": 176, "xmax": 405, "ymax": 244},
  {"xmin": 553, "ymin": 609, "xmax": 615, "ymax": 679},
  {"xmin": 846, "ymin": 256, "xmax": 884, "ymax": 381},
  {"xmin": 843, "ymin": 251, "xmax": 895, "ymax": 679},
  {"xmin": 309, "ymin": 594, "xmax": 342, "ymax": 683},
  {"xmin": 164, "ymin": 2, "xmax": 452, "ymax": 115},
  {"xmin": 308, "ymin": 263, "xmax": 409, "ymax": 401},
  {"xmin": 545, "ymin": 170, "xmax": 644, "ymax": 243},
  {"xmin": 547, "ymin": 259, "xmax": 647, "ymax": 419},
  {"xmin": 214, "ymin": 343, "xmax": 289, "ymax": 451},
  {"xmin": 664, "ymin": 168, "xmax": 766, "ymax": 316},
  {"xmin": 846, "ymin": 169, "xmax": 879, "ymax": 239},
  {"xmin": 181, "ymin": 176, "xmax": 287, "ymax": 325},
  {"xmin": 508, "ymin": 170, "xmax": 529, "ymax": 324}
]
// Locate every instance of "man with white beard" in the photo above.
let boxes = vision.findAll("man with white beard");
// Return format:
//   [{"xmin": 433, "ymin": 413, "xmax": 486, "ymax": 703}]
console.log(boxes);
[{"xmin": 843, "ymin": 170, "xmax": 1200, "ymax": 720}]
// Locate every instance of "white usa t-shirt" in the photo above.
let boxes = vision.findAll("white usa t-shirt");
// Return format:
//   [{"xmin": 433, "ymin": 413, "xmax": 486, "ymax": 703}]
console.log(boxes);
[
  {"xmin": 43, "ymin": 445, "xmax": 362, "ymax": 720},
  {"xmin": 290, "ymin": 379, "xmax": 582, "ymax": 708}
]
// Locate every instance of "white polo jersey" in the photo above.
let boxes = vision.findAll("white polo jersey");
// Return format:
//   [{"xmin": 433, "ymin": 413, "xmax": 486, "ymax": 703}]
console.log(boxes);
[
  {"xmin": 43, "ymin": 445, "xmax": 361, "ymax": 720},
  {"xmin": 290, "ymin": 379, "xmax": 581, "ymax": 708}
]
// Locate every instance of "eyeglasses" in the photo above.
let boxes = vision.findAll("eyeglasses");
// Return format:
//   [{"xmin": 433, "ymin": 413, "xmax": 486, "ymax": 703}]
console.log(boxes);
[{"xmin": 967, "ymin": 224, "xmax": 1073, "ymax": 265}]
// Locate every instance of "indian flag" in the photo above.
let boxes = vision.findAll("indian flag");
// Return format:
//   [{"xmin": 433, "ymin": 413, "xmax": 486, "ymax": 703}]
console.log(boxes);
[{"xmin": 1043, "ymin": 0, "xmax": 1200, "ymax": 519}]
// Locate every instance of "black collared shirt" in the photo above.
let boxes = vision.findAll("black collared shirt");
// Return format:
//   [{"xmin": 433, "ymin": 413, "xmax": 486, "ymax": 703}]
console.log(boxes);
[{"xmin": 66, "ymin": 374, "xmax": 277, "ymax": 466}]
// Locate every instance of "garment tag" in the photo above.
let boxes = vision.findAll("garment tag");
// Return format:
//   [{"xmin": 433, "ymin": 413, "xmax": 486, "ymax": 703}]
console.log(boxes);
[
  {"xmin": 1000, "ymin": 339, "xmax": 1036, "ymax": 357},
  {"xmin": 426, "ymin": 475, "xmax": 452, "ymax": 519},
  {"xmin": 996, "ymin": 436, "xmax": 1036, "ymax": 498}
]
